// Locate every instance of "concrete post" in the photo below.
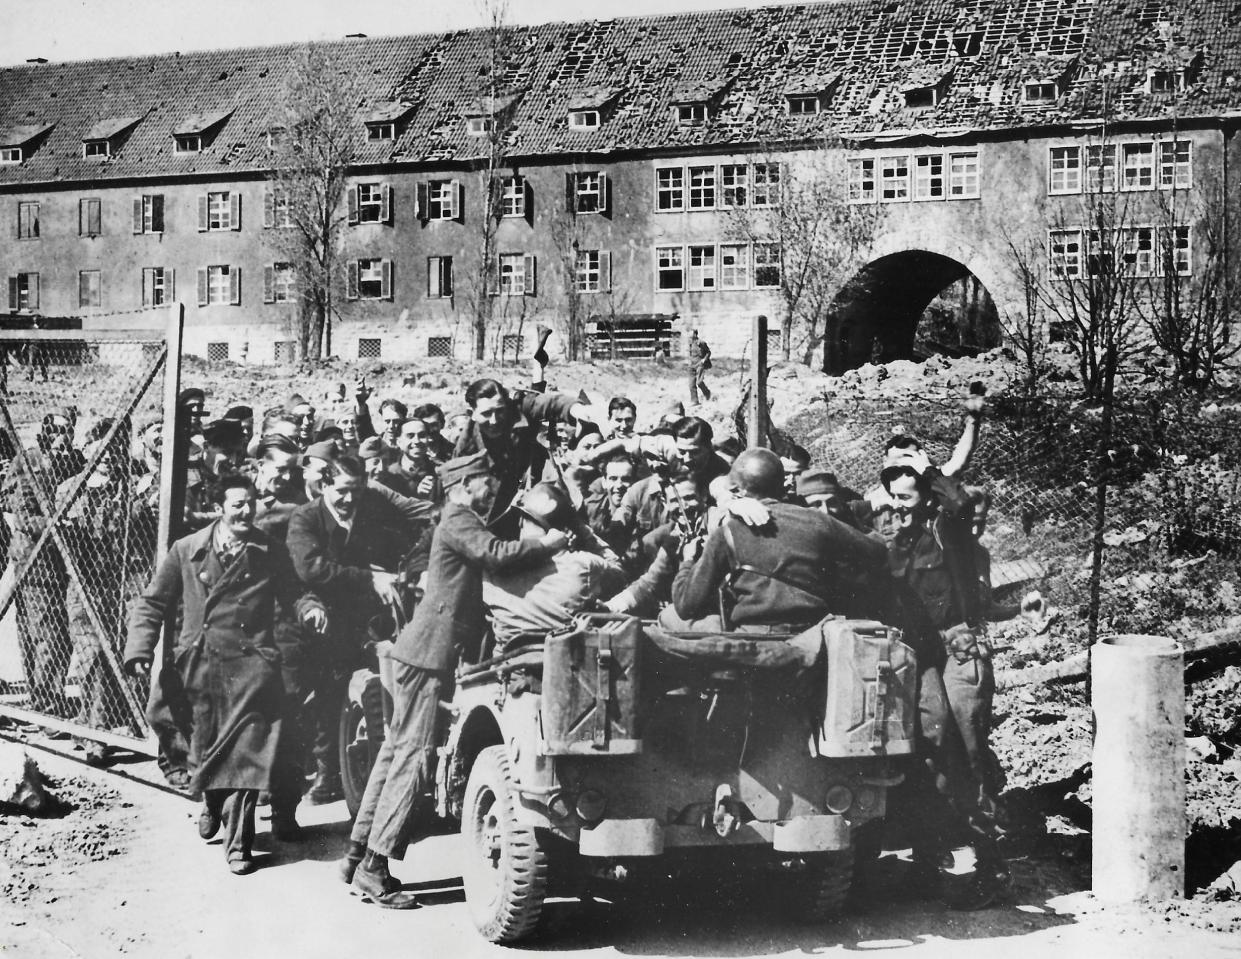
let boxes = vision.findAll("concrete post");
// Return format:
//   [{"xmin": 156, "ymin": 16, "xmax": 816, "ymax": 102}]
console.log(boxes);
[
  {"xmin": 1091, "ymin": 634, "xmax": 1185, "ymax": 902},
  {"xmin": 748, "ymin": 314, "xmax": 768, "ymax": 449}
]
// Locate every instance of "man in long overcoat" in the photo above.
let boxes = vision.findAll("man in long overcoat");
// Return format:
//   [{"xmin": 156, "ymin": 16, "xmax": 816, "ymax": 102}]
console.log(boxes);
[{"xmin": 125, "ymin": 476, "xmax": 326, "ymax": 874}]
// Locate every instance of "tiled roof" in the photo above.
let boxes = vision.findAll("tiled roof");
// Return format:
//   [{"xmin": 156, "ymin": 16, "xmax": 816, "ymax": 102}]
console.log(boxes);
[
  {"xmin": 83, "ymin": 116, "xmax": 142, "ymax": 141},
  {"xmin": 2, "ymin": 0, "xmax": 1240, "ymax": 187},
  {"xmin": 172, "ymin": 110, "xmax": 232, "ymax": 136},
  {"xmin": 0, "ymin": 123, "xmax": 51, "ymax": 147},
  {"xmin": 365, "ymin": 101, "xmax": 413, "ymax": 124}
]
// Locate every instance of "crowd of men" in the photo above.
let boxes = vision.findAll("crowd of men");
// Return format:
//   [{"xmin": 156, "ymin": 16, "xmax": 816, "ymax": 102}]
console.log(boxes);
[{"xmin": 6, "ymin": 347, "xmax": 1022, "ymax": 907}]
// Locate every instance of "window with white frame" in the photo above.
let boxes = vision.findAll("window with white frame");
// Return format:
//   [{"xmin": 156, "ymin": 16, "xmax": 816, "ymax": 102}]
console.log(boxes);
[
  {"xmin": 1158, "ymin": 140, "xmax": 1192, "ymax": 189},
  {"xmin": 689, "ymin": 166, "xmax": 716, "ymax": 209},
  {"xmin": 1049, "ymin": 229, "xmax": 1083, "ymax": 278},
  {"xmin": 17, "ymin": 201, "xmax": 38, "ymax": 239},
  {"xmin": 656, "ymin": 246, "xmax": 684, "ymax": 290},
  {"xmin": 1023, "ymin": 82, "xmax": 1058, "ymax": 104},
  {"xmin": 571, "ymin": 171, "xmax": 607, "ymax": 214},
  {"xmin": 7, "ymin": 272, "xmax": 38, "ymax": 311},
  {"xmin": 1119, "ymin": 227, "xmax": 1157, "ymax": 277},
  {"xmin": 498, "ymin": 253, "xmax": 535, "ymax": 295},
  {"xmin": 268, "ymin": 187, "xmax": 293, "ymax": 228},
  {"xmin": 568, "ymin": 110, "xmax": 600, "ymax": 129},
  {"xmin": 78, "ymin": 270, "xmax": 101, "ymax": 308},
  {"xmin": 752, "ymin": 163, "xmax": 780, "ymax": 207},
  {"xmin": 677, "ymin": 103, "xmax": 707, "ymax": 126},
  {"xmin": 206, "ymin": 191, "xmax": 234, "ymax": 230},
  {"xmin": 720, "ymin": 164, "xmax": 749, "ymax": 207},
  {"xmin": 1049, "ymin": 146, "xmax": 1082, "ymax": 194},
  {"xmin": 135, "ymin": 194, "xmax": 165, "ymax": 233},
  {"xmin": 356, "ymin": 182, "xmax": 385, "ymax": 222},
  {"xmin": 427, "ymin": 256, "xmax": 453, "ymax": 298},
  {"xmin": 753, "ymin": 242, "xmax": 781, "ymax": 288},
  {"xmin": 354, "ymin": 258, "xmax": 388, "ymax": 299},
  {"xmin": 425, "ymin": 180, "xmax": 459, "ymax": 220},
  {"xmin": 948, "ymin": 151, "xmax": 980, "ymax": 198},
  {"xmin": 656, "ymin": 167, "xmax": 685, "ymax": 211},
  {"xmin": 719, "ymin": 243, "xmax": 749, "ymax": 290},
  {"xmin": 575, "ymin": 249, "xmax": 609, "ymax": 293},
  {"xmin": 880, "ymin": 156, "xmax": 910, "ymax": 201},
  {"xmin": 913, "ymin": 154, "xmax": 945, "ymax": 200},
  {"xmin": 501, "ymin": 176, "xmax": 526, "ymax": 218},
  {"xmin": 206, "ymin": 265, "xmax": 234, "ymax": 304},
  {"xmin": 271, "ymin": 262, "xmax": 295, "ymax": 302},
  {"xmin": 1165, "ymin": 225, "xmax": 1191, "ymax": 275},
  {"xmin": 1085, "ymin": 229, "xmax": 1115, "ymax": 277},
  {"xmin": 1121, "ymin": 142, "xmax": 1155, "ymax": 191},
  {"xmin": 367, "ymin": 122, "xmax": 395, "ymax": 141},
  {"xmin": 1085, "ymin": 144, "xmax": 1117, "ymax": 192},
  {"xmin": 848, "ymin": 158, "xmax": 877, "ymax": 203},
  {"xmin": 0, "ymin": 147, "xmax": 21, "ymax": 164},
  {"xmin": 83, "ymin": 140, "xmax": 109, "ymax": 158},
  {"xmin": 786, "ymin": 95, "xmax": 820, "ymax": 115},
  {"xmin": 466, "ymin": 116, "xmax": 494, "ymax": 136},
  {"xmin": 142, "ymin": 266, "xmax": 172, "ymax": 307},
  {"xmin": 687, "ymin": 244, "xmax": 717, "ymax": 290},
  {"xmin": 174, "ymin": 134, "xmax": 202, "ymax": 153}
]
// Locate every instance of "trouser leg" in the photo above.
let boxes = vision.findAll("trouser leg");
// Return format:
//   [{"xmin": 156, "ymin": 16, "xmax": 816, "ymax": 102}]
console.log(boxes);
[
  {"xmin": 698, "ymin": 371, "xmax": 712, "ymax": 401},
  {"xmin": 688, "ymin": 368, "xmax": 699, "ymax": 404},
  {"xmin": 366, "ymin": 665, "xmax": 449, "ymax": 861},
  {"xmin": 350, "ymin": 729, "xmax": 396, "ymax": 845},
  {"xmin": 19, "ymin": 585, "xmax": 71, "ymax": 712},
  {"xmin": 222, "ymin": 789, "xmax": 258, "ymax": 861},
  {"xmin": 310, "ymin": 664, "xmax": 346, "ymax": 774},
  {"xmin": 942, "ymin": 650, "xmax": 1002, "ymax": 817}
]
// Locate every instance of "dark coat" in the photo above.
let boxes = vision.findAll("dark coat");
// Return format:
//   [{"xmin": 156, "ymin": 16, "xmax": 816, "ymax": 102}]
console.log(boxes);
[
  {"xmin": 391, "ymin": 500, "xmax": 557, "ymax": 673},
  {"xmin": 286, "ymin": 489, "xmax": 423, "ymax": 657},
  {"xmin": 125, "ymin": 522, "xmax": 321, "ymax": 792},
  {"xmin": 673, "ymin": 499, "xmax": 887, "ymax": 628},
  {"xmin": 453, "ymin": 390, "xmax": 577, "ymax": 519}
]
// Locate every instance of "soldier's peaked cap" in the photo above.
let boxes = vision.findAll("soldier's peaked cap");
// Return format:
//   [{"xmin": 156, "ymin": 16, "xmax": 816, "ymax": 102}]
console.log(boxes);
[{"xmin": 439, "ymin": 451, "xmax": 492, "ymax": 490}]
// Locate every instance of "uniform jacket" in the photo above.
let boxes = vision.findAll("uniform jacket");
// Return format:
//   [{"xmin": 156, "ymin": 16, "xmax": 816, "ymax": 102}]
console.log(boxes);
[
  {"xmin": 453, "ymin": 390, "xmax": 577, "ymax": 518},
  {"xmin": 391, "ymin": 500, "xmax": 558, "ymax": 673},
  {"xmin": 124, "ymin": 522, "xmax": 322, "ymax": 791},
  {"xmin": 673, "ymin": 499, "xmax": 887, "ymax": 628},
  {"xmin": 286, "ymin": 488, "xmax": 424, "ymax": 648}
]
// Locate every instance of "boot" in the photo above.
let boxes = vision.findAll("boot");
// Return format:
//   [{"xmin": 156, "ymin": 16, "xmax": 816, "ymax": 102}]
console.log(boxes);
[
  {"xmin": 352, "ymin": 851, "xmax": 420, "ymax": 910},
  {"xmin": 338, "ymin": 840, "xmax": 367, "ymax": 884},
  {"xmin": 271, "ymin": 810, "xmax": 306, "ymax": 843},
  {"xmin": 305, "ymin": 761, "xmax": 343, "ymax": 806},
  {"xmin": 533, "ymin": 324, "xmax": 552, "ymax": 367}
]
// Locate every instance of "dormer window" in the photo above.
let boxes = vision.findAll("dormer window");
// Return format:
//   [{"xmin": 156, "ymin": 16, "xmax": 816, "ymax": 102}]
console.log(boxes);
[
  {"xmin": 367, "ymin": 122, "xmax": 395, "ymax": 141},
  {"xmin": 462, "ymin": 94, "xmax": 519, "ymax": 138},
  {"xmin": 900, "ymin": 66, "xmax": 953, "ymax": 109},
  {"xmin": 0, "ymin": 147, "xmax": 21, "ymax": 164},
  {"xmin": 466, "ymin": 116, "xmax": 494, "ymax": 136},
  {"xmin": 0, "ymin": 124, "xmax": 51, "ymax": 164},
  {"xmin": 677, "ymin": 103, "xmax": 708, "ymax": 126},
  {"xmin": 174, "ymin": 134, "xmax": 203, "ymax": 153},
  {"xmin": 84, "ymin": 140, "xmax": 110, "ymax": 158},
  {"xmin": 903, "ymin": 88, "xmax": 937, "ymax": 108},
  {"xmin": 363, "ymin": 101, "xmax": 413, "ymax": 142},
  {"xmin": 569, "ymin": 110, "xmax": 600, "ymax": 130},
  {"xmin": 1023, "ymin": 81, "xmax": 1058, "ymax": 103},
  {"xmin": 786, "ymin": 95, "xmax": 821, "ymax": 115},
  {"xmin": 171, "ymin": 110, "xmax": 230, "ymax": 155},
  {"xmin": 1148, "ymin": 69, "xmax": 1184, "ymax": 94},
  {"xmin": 267, "ymin": 127, "xmax": 286, "ymax": 150}
]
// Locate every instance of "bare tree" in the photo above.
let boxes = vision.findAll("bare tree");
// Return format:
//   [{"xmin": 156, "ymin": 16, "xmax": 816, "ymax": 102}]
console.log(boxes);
[
  {"xmin": 460, "ymin": 0, "xmax": 524, "ymax": 361},
  {"xmin": 1002, "ymin": 232, "xmax": 1052, "ymax": 394},
  {"xmin": 266, "ymin": 44, "xmax": 360, "ymax": 360},
  {"xmin": 729, "ymin": 142, "xmax": 883, "ymax": 365},
  {"xmin": 1146, "ymin": 183, "xmax": 1239, "ymax": 393}
]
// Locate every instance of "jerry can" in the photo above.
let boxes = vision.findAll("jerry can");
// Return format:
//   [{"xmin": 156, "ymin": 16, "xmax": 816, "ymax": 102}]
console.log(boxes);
[
  {"xmin": 540, "ymin": 614, "xmax": 643, "ymax": 755},
  {"xmin": 816, "ymin": 619, "xmax": 917, "ymax": 758}
]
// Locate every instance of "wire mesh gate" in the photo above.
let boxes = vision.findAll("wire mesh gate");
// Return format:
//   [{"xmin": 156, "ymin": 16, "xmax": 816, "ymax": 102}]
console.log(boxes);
[{"xmin": 0, "ymin": 311, "xmax": 181, "ymax": 752}]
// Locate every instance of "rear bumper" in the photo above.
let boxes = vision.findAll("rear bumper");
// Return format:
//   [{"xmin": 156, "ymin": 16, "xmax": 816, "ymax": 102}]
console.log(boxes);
[{"xmin": 578, "ymin": 814, "xmax": 851, "ymax": 857}]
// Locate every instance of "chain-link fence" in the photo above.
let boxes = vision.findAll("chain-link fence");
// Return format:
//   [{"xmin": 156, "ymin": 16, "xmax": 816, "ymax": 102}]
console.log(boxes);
[
  {"xmin": 780, "ymin": 384, "xmax": 1241, "ymax": 640},
  {"xmin": 0, "ymin": 327, "xmax": 173, "ymax": 748}
]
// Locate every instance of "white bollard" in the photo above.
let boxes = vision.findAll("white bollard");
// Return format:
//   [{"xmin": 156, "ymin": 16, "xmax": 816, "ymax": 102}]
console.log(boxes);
[{"xmin": 1091, "ymin": 634, "xmax": 1185, "ymax": 902}]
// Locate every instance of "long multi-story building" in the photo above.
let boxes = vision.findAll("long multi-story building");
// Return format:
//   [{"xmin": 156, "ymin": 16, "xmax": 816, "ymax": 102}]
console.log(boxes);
[{"xmin": 1, "ymin": 0, "xmax": 1239, "ymax": 368}]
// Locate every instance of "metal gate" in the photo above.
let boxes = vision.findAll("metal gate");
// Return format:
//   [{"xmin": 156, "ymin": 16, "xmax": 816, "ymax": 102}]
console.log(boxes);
[{"xmin": 0, "ymin": 307, "xmax": 182, "ymax": 752}]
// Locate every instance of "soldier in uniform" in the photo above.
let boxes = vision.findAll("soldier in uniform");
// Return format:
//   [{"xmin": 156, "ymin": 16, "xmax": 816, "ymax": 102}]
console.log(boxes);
[{"xmin": 338, "ymin": 452, "xmax": 569, "ymax": 908}]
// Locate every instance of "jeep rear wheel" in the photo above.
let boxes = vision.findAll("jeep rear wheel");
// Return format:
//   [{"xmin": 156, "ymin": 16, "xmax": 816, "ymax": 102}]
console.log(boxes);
[
  {"xmin": 783, "ymin": 848, "xmax": 854, "ymax": 923},
  {"xmin": 339, "ymin": 699, "xmax": 380, "ymax": 819},
  {"xmin": 462, "ymin": 744, "xmax": 548, "ymax": 943}
]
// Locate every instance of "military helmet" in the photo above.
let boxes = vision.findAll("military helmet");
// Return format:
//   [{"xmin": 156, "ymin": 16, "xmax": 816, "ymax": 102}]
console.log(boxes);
[{"xmin": 513, "ymin": 482, "xmax": 574, "ymax": 531}]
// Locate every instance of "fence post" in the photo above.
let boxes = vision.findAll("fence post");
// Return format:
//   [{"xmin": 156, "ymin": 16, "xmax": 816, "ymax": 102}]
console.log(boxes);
[
  {"xmin": 156, "ymin": 303, "xmax": 185, "ymax": 561},
  {"xmin": 748, "ymin": 314, "xmax": 769, "ymax": 449},
  {"xmin": 1092, "ymin": 634, "xmax": 1186, "ymax": 901}
]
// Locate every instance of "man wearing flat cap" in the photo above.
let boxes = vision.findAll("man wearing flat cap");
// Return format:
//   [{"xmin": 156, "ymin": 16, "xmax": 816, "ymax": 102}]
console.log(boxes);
[{"xmin": 338, "ymin": 452, "xmax": 570, "ymax": 908}]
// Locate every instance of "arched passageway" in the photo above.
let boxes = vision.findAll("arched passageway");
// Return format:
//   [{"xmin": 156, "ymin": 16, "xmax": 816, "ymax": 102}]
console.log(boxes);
[{"xmin": 823, "ymin": 250, "xmax": 1001, "ymax": 374}]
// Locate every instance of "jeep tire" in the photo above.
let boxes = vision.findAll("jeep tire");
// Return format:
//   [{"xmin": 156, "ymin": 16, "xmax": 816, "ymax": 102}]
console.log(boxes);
[
  {"xmin": 783, "ymin": 848, "xmax": 854, "ymax": 923},
  {"xmin": 462, "ymin": 744, "xmax": 549, "ymax": 943}
]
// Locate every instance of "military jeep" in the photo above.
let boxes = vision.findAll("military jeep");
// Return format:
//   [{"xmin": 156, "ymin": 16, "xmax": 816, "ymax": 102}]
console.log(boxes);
[{"xmin": 434, "ymin": 613, "xmax": 917, "ymax": 943}]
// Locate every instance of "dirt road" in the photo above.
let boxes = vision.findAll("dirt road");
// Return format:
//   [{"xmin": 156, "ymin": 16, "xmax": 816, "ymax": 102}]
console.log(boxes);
[{"xmin": 3, "ymin": 743, "xmax": 1237, "ymax": 959}]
